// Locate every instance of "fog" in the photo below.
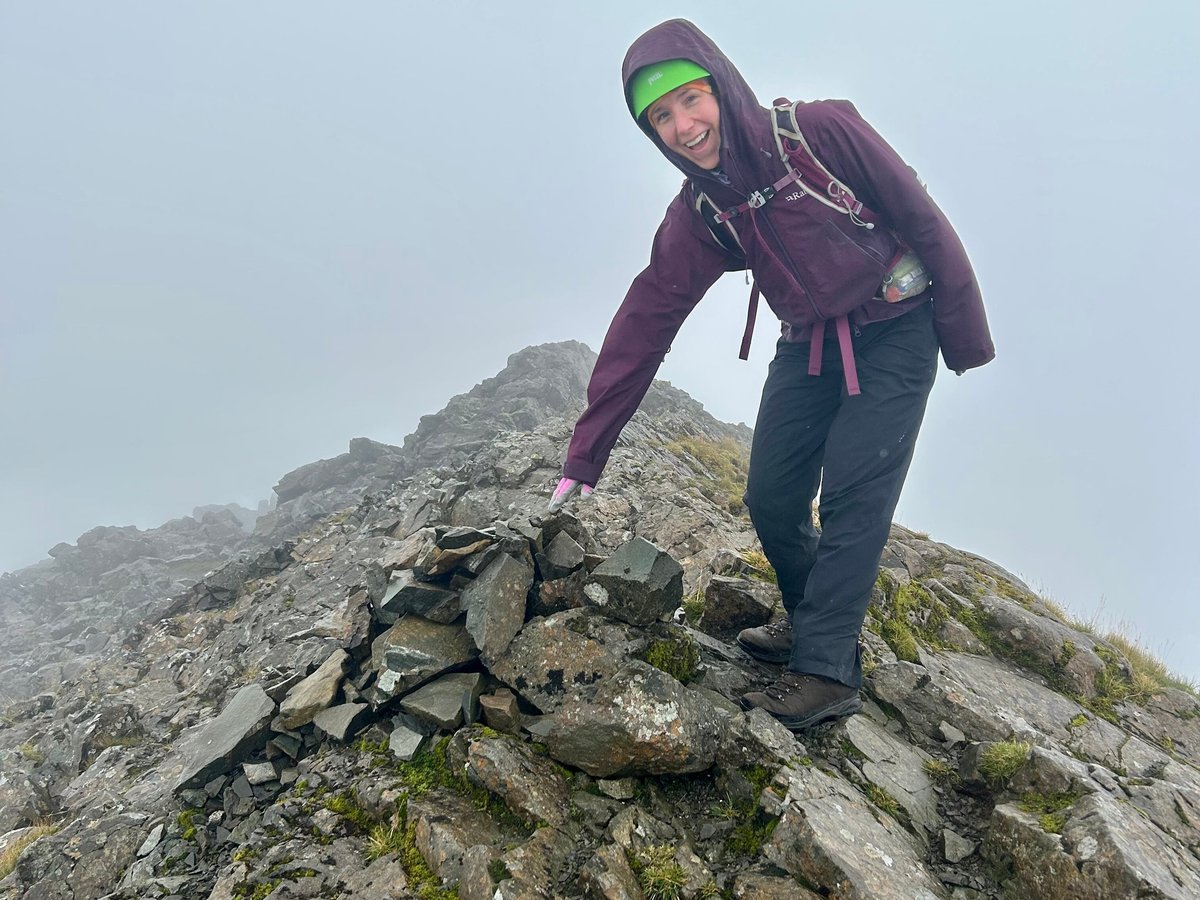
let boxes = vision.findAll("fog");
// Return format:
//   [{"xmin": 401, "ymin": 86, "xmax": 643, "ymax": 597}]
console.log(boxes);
[{"xmin": 2, "ymin": 2, "xmax": 1197, "ymax": 676}]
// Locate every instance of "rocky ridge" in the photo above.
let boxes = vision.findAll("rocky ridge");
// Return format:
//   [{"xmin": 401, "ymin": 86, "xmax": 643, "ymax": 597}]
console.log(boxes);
[{"xmin": 1, "ymin": 342, "xmax": 1198, "ymax": 899}]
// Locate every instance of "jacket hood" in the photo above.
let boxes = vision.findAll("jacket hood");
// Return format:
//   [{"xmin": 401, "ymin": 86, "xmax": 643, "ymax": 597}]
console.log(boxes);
[{"xmin": 622, "ymin": 19, "xmax": 773, "ymax": 186}]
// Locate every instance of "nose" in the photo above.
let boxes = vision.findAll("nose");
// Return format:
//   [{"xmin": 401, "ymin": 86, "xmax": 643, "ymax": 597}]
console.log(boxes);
[{"xmin": 676, "ymin": 110, "xmax": 699, "ymax": 136}]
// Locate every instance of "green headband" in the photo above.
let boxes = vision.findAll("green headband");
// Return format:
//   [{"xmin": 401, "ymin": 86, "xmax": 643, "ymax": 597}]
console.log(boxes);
[{"xmin": 628, "ymin": 59, "xmax": 711, "ymax": 118}]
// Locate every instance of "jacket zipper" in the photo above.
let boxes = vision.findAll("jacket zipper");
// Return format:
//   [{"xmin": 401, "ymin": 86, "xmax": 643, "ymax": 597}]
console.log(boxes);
[{"xmin": 725, "ymin": 151, "xmax": 823, "ymax": 321}]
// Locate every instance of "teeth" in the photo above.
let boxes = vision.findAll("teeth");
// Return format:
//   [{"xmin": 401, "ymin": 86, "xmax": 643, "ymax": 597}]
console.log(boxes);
[{"xmin": 685, "ymin": 131, "xmax": 708, "ymax": 148}]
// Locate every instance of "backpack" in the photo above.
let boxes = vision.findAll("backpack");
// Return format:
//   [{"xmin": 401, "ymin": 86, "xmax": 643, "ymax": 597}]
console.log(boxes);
[{"xmin": 691, "ymin": 99, "xmax": 929, "ymax": 359}]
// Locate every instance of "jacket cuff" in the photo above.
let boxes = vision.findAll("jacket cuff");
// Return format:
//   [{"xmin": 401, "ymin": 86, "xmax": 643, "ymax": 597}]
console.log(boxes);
[
  {"xmin": 942, "ymin": 345, "xmax": 996, "ymax": 374},
  {"xmin": 563, "ymin": 458, "xmax": 603, "ymax": 487}
]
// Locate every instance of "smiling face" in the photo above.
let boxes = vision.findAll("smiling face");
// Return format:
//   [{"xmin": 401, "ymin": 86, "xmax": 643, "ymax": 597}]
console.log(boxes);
[{"xmin": 646, "ymin": 83, "xmax": 721, "ymax": 170}]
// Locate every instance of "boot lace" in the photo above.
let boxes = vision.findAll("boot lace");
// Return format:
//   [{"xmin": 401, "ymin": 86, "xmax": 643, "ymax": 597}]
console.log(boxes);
[
  {"xmin": 763, "ymin": 672, "xmax": 808, "ymax": 701},
  {"xmin": 764, "ymin": 619, "xmax": 790, "ymax": 636}
]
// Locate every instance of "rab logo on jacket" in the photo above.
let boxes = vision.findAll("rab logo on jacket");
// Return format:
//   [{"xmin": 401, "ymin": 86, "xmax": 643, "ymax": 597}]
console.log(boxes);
[{"xmin": 784, "ymin": 191, "xmax": 803, "ymax": 202}]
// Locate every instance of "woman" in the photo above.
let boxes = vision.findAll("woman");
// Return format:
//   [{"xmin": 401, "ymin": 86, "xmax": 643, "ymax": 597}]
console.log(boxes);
[{"xmin": 549, "ymin": 19, "xmax": 994, "ymax": 731}]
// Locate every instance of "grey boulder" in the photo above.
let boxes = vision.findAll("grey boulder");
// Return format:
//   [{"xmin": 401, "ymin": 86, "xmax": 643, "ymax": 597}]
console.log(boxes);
[{"xmin": 584, "ymin": 536, "xmax": 683, "ymax": 626}]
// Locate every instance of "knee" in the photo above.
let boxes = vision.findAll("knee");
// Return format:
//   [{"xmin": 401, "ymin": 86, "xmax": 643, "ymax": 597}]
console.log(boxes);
[
  {"xmin": 746, "ymin": 481, "xmax": 815, "ymax": 535},
  {"xmin": 744, "ymin": 471, "xmax": 787, "ymax": 521}
]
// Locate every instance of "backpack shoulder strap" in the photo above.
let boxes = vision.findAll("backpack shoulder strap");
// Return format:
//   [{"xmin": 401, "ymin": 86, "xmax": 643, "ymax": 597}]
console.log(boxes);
[
  {"xmin": 689, "ymin": 181, "xmax": 746, "ymax": 258},
  {"xmin": 769, "ymin": 98, "xmax": 884, "ymax": 230}
]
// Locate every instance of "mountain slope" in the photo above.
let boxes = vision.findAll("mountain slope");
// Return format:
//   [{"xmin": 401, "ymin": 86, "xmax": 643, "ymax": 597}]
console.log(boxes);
[{"xmin": 1, "ymin": 342, "xmax": 1197, "ymax": 900}]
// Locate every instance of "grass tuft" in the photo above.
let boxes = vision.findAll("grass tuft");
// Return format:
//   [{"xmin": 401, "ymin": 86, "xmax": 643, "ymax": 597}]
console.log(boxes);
[
  {"xmin": 922, "ymin": 758, "xmax": 958, "ymax": 784},
  {"xmin": 978, "ymin": 740, "xmax": 1031, "ymax": 786},
  {"xmin": 681, "ymin": 590, "xmax": 705, "ymax": 625},
  {"xmin": 628, "ymin": 844, "xmax": 687, "ymax": 900},
  {"xmin": 738, "ymin": 549, "xmax": 777, "ymax": 584},
  {"xmin": 864, "ymin": 783, "xmax": 902, "ymax": 818},
  {"xmin": 365, "ymin": 822, "xmax": 405, "ymax": 862},
  {"xmin": 0, "ymin": 823, "xmax": 57, "ymax": 879},
  {"xmin": 1102, "ymin": 628, "xmax": 1198, "ymax": 698},
  {"xmin": 1018, "ymin": 790, "xmax": 1082, "ymax": 833},
  {"xmin": 488, "ymin": 858, "xmax": 511, "ymax": 884},
  {"xmin": 394, "ymin": 796, "xmax": 459, "ymax": 900}
]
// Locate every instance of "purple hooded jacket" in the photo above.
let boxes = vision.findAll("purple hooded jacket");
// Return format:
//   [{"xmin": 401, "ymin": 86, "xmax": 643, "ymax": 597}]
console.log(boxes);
[{"xmin": 564, "ymin": 19, "xmax": 994, "ymax": 487}]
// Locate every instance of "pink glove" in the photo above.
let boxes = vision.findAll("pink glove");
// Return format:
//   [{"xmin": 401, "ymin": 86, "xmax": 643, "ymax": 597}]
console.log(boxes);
[{"xmin": 548, "ymin": 477, "xmax": 593, "ymax": 513}]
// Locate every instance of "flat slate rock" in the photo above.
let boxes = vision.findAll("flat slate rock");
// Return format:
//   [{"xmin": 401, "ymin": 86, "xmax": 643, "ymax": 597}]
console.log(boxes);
[
  {"xmin": 576, "ymin": 842, "xmax": 643, "ymax": 900},
  {"xmin": 463, "ymin": 551, "xmax": 535, "ymax": 664},
  {"xmin": 984, "ymin": 791, "xmax": 1200, "ymax": 899},
  {"xmin": 764, "ymin": 764, "xmax": 948, "ymax": 900},
  {"xmin": 312, "ymin": 702, "xmax": 371, "ymax": 742},
  {"xmin": 278, "ymin": 648, "xmax": 349, "ymax": 729},
  {"xmin": 169, "ymin": 684, "xmax": 276, "ymax": 792},
  {"xmin": 389, "ymin": 724, "xmax": 427, "ymax": 761},
  {"xmin": 400, "ymin": 672, "xmax": 485, "ymax": 731},
  {"xmin": 731, "ymin": 872, "xmax": 823, "ymax": 899},
  {"xmin": 377, "ymin": 569, "xmax": 461, "ymax": 625},
  {"xmin": 537, "ymin": 530, "xmax": 585, "ymax": 581},
  {"xmin": 369, "ymin": 615, "xmax": 479, "ymax": 705},
  {"xmin": 843, "ymin": 715, "xmax": 940, "ymax": 838},
  {"xmin": 465, "ymin": 732, "xmax": 571, "ymax": 826},
  {"xmin": 698, "ymin": 574, "xmax": 778, "ymax": 639}
]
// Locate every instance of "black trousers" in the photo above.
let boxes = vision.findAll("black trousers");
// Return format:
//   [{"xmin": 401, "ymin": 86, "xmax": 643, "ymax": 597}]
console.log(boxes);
[{"xmin": 744, "ymin": 303, "xmax": 938, "ymax": 688}]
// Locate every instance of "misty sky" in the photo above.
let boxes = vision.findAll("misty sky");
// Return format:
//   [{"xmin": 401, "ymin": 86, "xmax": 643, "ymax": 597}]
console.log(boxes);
[{"xmin": 3, "ymin": 3, "xmax": 1198, "ymax": 677}]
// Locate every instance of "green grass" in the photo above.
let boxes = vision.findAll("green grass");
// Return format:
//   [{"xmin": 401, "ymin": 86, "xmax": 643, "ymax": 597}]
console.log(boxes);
[
  {"xmin": 1018, "ymin": 790, "xmax": 1082, "ymax": 834},
  {"xmin": 177, "ymin": 808, "xmax": 202, "ymax": 841},
  {"xmin": 681, "ymin": 590, "xmax": 705, "ymax": 625},
  {"xmin": 365, "ymin": 822, "xmax": 405, "ymax": 862},
  {"xmin": 232, "ymin": 879, "xmax": 281, "ymax": 900},
  {"xmin": 488, "ymin": 858, "xmax": 511, "ymax": 884},
  {"xmin": 324, "ymin": 791, "xmax": 376, "ymax": 833},
  {"xmin": 738, "ymin": 549, "xmax": 778, "ymax": 584},
  {"xmin": 869, "ymin": 571, "xmax": 951, "ymax": 663},
  {"xmin": 628, "ymin": 845, "xmax": 687, "ymax": 900},
  {"xmin": 840, "ymin": 739, "xmax": 867, "ymax": 763},
  {"xmin": 0, "ymin": 823, "xmax": 57, "ymax": 879},
  {"xmin": 385, "ymin": 797, "xmax": 459, "ymax": 900},
  {"xmin": 978, "ymin": 740, "xmax": 1031, "ymax": 786},
  {"xmin": 726, "ymin": 815, "xmax": 779, "ymax": 855},
  {"xmin": 880, "ymin": 619, "xmax": 920, "ymax": 663},
  {"xmin": 666, "ymin": 435, "xmax": 750, "ymax": 515},
  {"xmin": 922, "ymin": 758, "xmax": 958, "ymax": 784},
  {"xmin": 864, "ymin": 784, "xmax": 902, "ymax": 818},
  {"xmin": 386, "ymin": 736, "xmax": 535, "ymax": 833},
  {"xmin": 718, "ymin": 765, "xmax": 781, "ymax": 856},
  {"xmin": 1103, "ymin": 629, "xmax": 1198, "ymax": 698}
]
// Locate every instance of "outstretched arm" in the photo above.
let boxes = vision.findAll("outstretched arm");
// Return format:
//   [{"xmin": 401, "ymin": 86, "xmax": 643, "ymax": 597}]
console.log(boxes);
[{"xmin": 561, "ymin": 191, "xmax": 733, "ymax": 490}]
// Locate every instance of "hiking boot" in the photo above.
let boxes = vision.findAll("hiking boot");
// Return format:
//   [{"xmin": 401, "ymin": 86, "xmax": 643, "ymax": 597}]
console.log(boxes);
[
  {"xmin": 736, "ymin": 618, "xmax": 792, "ymax": 664},
  {"xmin": 740, "ymin": 671, "xmax": 861, "ymax": 732}
]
